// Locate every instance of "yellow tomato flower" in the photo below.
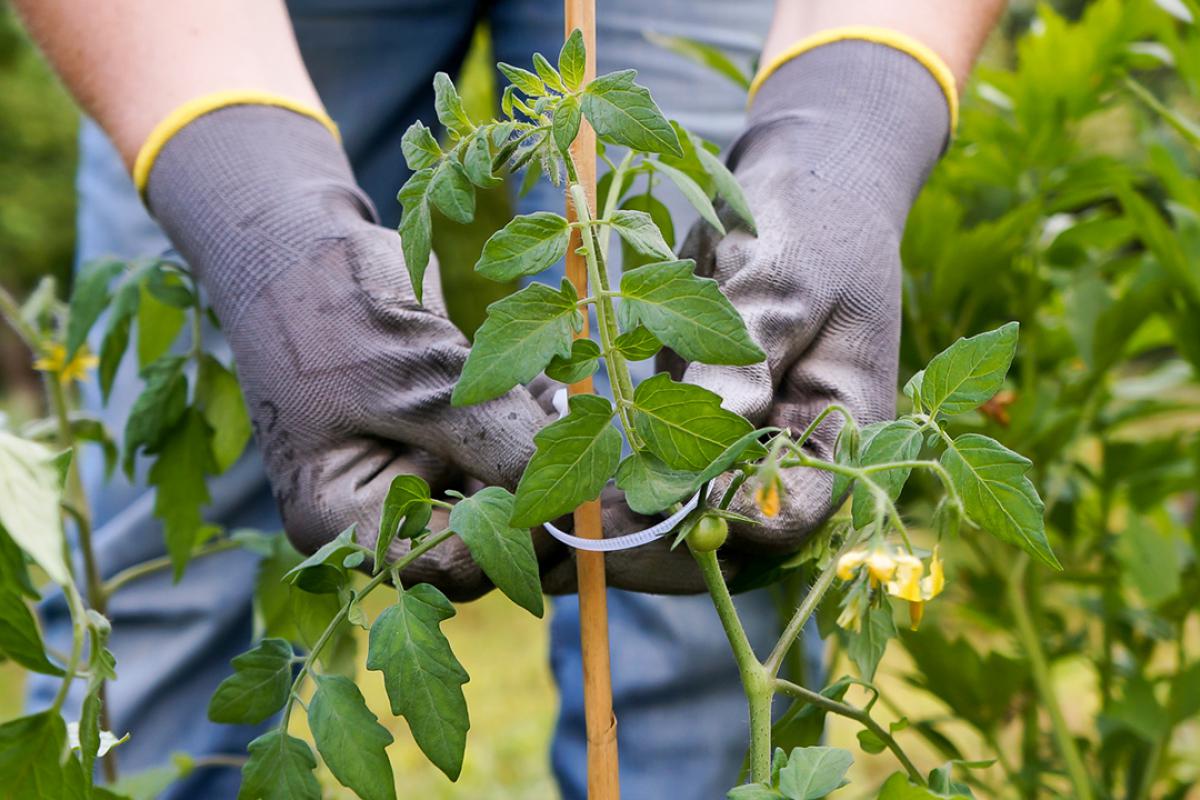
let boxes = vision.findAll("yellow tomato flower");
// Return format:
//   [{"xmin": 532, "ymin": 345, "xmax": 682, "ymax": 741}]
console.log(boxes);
[
  {"xmin": 920, "ymin": 546, "xmax": 945, "ymax": 601},
  {"xmin": 754, "ymin": 480, "xmax": 780, "ymax": 518},
  {"xmin": 908, "ymin": 600, "xmax": 925, "ymax": 630},
  {"xmin": 34, "ymin": 343, "xmax": 99, "ymax": 385},
  {"xmin": 836, "ymin": 549, "xmax": 867, "ymax": 581},
  {"xmin": 886, "ymin": 554, "xmax": 924, "ymax": 602},
  {"xmin": 866, "ymin": 549, "xmax": 897, "ymax": 585}
]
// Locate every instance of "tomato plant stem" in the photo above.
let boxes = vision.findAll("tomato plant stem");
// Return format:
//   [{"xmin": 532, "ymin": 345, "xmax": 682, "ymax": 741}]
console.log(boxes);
[
  {"xmin": 692, "ymin": 548, "xmax": 772, "ymax": 783},
  {"xmin": 567, "ymin": 181, "xmax": 643, "ymax": 448},
  {"xmin": 101, "ymin": 538, "xmax": 241, "ymax": 596},
  {"xmin": 1006, "ymin": 553, "xmax": 1093, "ymax": 800}
]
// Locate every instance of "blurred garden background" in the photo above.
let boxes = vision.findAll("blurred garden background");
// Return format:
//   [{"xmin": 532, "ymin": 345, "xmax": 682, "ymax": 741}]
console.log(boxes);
[{"xmin": 4, "ymin": 0, "xmax": 1200, "ymax": 797}]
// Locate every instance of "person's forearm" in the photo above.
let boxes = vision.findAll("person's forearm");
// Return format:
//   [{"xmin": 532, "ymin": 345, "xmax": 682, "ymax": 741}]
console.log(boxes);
[
  {"xmin": 12, "ymin": 0, "xmax": 322, "ymax": 169},
  {"xmin": 762, "ymin": 0, "xmax": 1005, "ymax": 88}
]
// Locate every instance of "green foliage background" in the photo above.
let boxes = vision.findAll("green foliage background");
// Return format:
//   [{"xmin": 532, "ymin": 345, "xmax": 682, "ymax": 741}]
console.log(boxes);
[{"xmin": 5, "ymin": 0, "xmax": 1200, "ymax": 797}]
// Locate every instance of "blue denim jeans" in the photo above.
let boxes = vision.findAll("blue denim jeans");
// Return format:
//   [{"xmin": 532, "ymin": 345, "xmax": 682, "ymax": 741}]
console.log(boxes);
[{"xmin": 29, "ymin": 2, "xmax": 800, "ymax": 798}]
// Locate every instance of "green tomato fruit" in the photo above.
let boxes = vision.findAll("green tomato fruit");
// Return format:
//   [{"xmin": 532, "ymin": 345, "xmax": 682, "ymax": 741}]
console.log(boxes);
[{"xmin": 686, "ymin": 514, "xmax": 729, "ymax": 553}]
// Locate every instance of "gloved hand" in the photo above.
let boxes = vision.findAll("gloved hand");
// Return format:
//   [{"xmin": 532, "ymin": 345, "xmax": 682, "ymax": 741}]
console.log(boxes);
[
  {"xmin": 663, "ymin": 38, "xmax": 951, "ymax": 554},
  {"xmin": 144, "ymin": 104, "xmax": 555, "ymax": 598}
]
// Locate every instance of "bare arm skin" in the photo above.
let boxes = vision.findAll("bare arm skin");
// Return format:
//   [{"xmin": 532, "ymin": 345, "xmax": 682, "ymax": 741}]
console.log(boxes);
[
  {"xmin": 763, "ymin": 0, "xmax": 1007, "ymax": 87},
  {"xmin": 11, "ymin": 0, "xmax": 322, "ymax": 169}
]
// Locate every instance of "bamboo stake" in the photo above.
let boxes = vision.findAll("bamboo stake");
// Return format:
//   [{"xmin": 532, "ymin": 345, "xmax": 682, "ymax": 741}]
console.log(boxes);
[{"xmin": 563, "ymin": 0, "xmax": 619, "ymax": 796}]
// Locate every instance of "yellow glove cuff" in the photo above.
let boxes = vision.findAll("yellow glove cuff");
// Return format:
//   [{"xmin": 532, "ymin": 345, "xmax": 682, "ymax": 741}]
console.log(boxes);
[
  {"xmin": 747, "ymin": 26, "xmax": 959, "ymax": 133},
  {"xmin": 132, "ymin": 90, "xmax": 340, "ymax": 196}
]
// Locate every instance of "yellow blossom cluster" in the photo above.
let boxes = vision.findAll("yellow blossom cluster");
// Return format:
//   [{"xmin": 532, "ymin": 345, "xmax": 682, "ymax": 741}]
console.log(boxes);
[
  {"xmin": 33, "ymin": 342, "xmax": 98, "ymax": 385},
  {"xmin": 835, "ymin": 544, "xmax": 945, "ymax": 630}
]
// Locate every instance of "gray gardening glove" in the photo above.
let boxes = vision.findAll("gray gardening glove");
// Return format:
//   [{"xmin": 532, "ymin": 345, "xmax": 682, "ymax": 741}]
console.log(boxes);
[
  {"xmin": 663, "ymin": 39, "xmax": 951, "ymax": 554},
  {"xmin": 145, "ymin": 105, "xmax": 554, "ymax": 598}
]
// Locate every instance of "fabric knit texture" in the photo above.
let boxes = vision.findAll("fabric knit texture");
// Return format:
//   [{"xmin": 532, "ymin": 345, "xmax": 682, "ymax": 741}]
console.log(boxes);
[
  {"xmin": 145, "ymin": 105, "xmax": 558, "ymax": 596},
  {"xmin": 663, "ymin": 39, "xmax": 950, "ymax": 554}
]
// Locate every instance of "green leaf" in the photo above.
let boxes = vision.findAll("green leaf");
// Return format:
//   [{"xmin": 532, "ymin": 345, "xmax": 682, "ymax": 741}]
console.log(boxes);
[
  {"xmin": 433, "ymin": 71, "xmax": 473, "ymax": 136},
  {"xmin": 632, "ymin": 373, "xmax": 754, "ymax": 471},
  {"xmin": 429, "ymin": 159, "xmax": 475, "ymax": 225},
  {"xmin": 545, "ymin": 338, "xmax": 601, "ymax": 384},
  {"xmin": 376, "ymin": 475, "xmax": 432, "ymax": 572},
  {"xmin": 107, "ymin": 754, "xmax": 194, "ymax": 800},
  {"xmin": 581, "ymin": 70, "xmax": 682, "ymax": 156},
  {"xmin": 195, "ymin": 356, "xmax": 251, "ymax": 473},
  {"xmin": 453, "ymin": 281, "xmax": 580, "ymax": 405},
  {"xmin": 0, "ymin": 589, "xmax": 63, "ymax": 675},
  {"xmin": 511, "ymin": 394, "xmax": 621, "ymax": 526},
  {"xmin": 619, "ymin": 260, "xmax": 763, "ymax": 365},
  {"xmin": 450, "ymin": 487, "xmax": 543, "ymax": 616},
  {"xmin": 283, "ymin": 526, "xmax": 359, "ymax": 594},
  {"xmin": 615, "ymin": 451, "xmax": 700, "ymax": 514},
  {"xmin": 728, "ymin": 785, "xmax": 785, "ymax": 799},
  {"xmin": 532, "ymin": 52, "xmax": 567, "ymax": 92},
  {"xmin": 941, "ymin": 433, "xmax": 1059, "ymax": 569},
  {"xmin": 0, "ymin": 432, "xmax": 70, "ymax": 585},
  {"xmin": 857, "ymin": 729, "xmax": 887, "ymax": 754},
  {"xmin": 474, "ymin": 211, "xmax": 571, "ymax": 282},
  {"xmin": 401, "ymin": 121, "xmax": 442, "ymax": 170},
  {"xmin": 690, "ymin": 133, "xmax": 757, "ymax": 234},
  {"xmin": 498, "ymin": 62, "xmax": 545, "ymax": 96},
  {"xmin": 135, "ymin": 282, "xmax": 186, "ymax": 369},
  {"xmin": 207, "ymin": 638, "xmax": 294, "ymax": 725},
  {"xmin": 619, "ymin": 193, "xmax": 675, "ymax": 269},
  {"xmin": 878, "ymin": 772, "xmax": 969, "ymax": 799},
  {"xmin": 0, "ymin": 712, "xmax": 74, "ymax": 799},
  {"xmin": 308, "ymin": 674, "xmax": 396, "ymax": 800},
  {"xmin": 611, "ymin": 210, "xmax": 676, "ymax": 261},
  {"xmin": 398, "ymin": 167, "xmax": 434, "ymax": 304},
  {"xmin": 238, "ymin": 730, "xmax": 321, "ymax": 800},
  {"xmin": 921, "ymin": 323, "xmax": 1018, "ymax": 417},
  {"xmin": 559, "ymin": 29, "xmax": 587, "ymax": 90},
  {"xmin": 614, "ymin": 325, "xmax": 662, "ymax": 360},
  {"xmin": 462, "ymin": 131, "xmax": 500, "ymax": 189},
  {"xmin": 0, "ymin": 526, "xmax": 37, "ymax": 600},
  {"xmin": 777, "ymin": 746, "xmax": 854, "ymax": 800},
  {"xmin": 122, "ymin": 355, "xmax": 187, "ymax": 476},
  {"xmin": 847, "ymin": 605, "xmax": 897, "ymax": 681},
  {"xmin": 366, "ymin": 584, "xmax": 469, "ymax": 780},
  {"xmin": 851, "ymin": 420, "xmax": 924, "ymax": 529},
  {"xmin": 642, "ymin": 31, "xmax": 751, "ymax": 90},
  {"xmin": 99, "ymin": 273, "xmax": 142, "ymax": 402},
  {"xmin": 148, "ymin": 409, "xmax": 214, "ymax": 580},
  {"xmin": 650, "ymin": 160, "xmax": 725, "ymax": 233},
  {"xmin": 66, "ymin": 259, "xmax": 125, "ymax": 359},
  {"xmin": 553, "ymin": 94, "xmax": 582, "ymax": 154}
]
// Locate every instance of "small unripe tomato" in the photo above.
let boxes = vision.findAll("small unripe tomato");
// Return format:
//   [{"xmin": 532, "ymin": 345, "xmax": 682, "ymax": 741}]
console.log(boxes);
[{"xmin": 686, "ymin": 514, "xmax": 729, "ymax": 553}]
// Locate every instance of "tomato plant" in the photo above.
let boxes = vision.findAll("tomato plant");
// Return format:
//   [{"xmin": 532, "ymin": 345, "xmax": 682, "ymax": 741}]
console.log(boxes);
[{"xmin": 1, "ymin": 2, "xmax": 1199, "ymax": 798}]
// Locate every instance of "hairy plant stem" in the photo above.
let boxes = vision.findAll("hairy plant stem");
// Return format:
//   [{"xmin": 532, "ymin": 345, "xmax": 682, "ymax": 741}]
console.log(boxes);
[
  {"xmin": 764, "ymin": 526, "xmax": 864, "ymax": 678},
  {"xmin": 47, "ymin": 369, "xmax": 119, "ymax": 782},
  {"xmin": 692, "ymin": 548, "xmax": 773, "ymax": 784},
  {"xmin": 0, "ymin": 282, "xmax": 39, "ymax": 347},
  {"xmin": 279, "ymin": 528, "xmax": 456, "ymax": 730},
  {"xmin": 775, "ymin": 678, "xmax": 924, "ymax": 784},
  {"xmin": 567, "ymin": 180, "xmax": 643, "ymax": 448},
  {"xmin": 1006, "ymin": 553, "xmax": 1093, "ymax": 800}
]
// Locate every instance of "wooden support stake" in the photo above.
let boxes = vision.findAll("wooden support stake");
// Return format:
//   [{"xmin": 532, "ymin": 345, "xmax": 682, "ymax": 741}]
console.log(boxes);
[{"xmin": 563, "ymin": 1, "xmax": 619, "ymax": 797}]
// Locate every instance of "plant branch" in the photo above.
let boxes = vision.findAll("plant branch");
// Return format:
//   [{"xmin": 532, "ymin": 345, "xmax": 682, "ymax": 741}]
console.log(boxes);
[
  {"xmin": 764, "ymin": 526, "xmax": 863, "ymax": 677},
  {"xmin": 0, "ymin": 282, "xmax": 39, "ymax": 348},
  {"xmin": 775, "ymin": 678, "xmax": 924, "ymax": 784},
  {"xmin": 102, "ymin": 538, "xmax": 242, "ymax": 596},
  {"xmin": 279, "ymin": 527, "xmax": 457, "ymax": 730}
]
